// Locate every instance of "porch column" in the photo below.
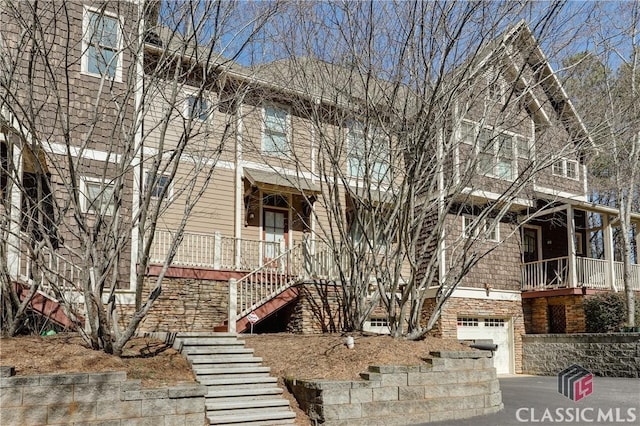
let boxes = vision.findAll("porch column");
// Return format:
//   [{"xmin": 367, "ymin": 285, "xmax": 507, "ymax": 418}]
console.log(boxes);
[
  {"xmin": 566, "ymin": 205, "xmax": 577, "ymax": 287},
  {"xmin": 602, "ymin": 214, "xmax": 617, "ymax": 291},
  {"xmin": 7, "ymin": 141, "xmax": 23, "ymax": 280}
]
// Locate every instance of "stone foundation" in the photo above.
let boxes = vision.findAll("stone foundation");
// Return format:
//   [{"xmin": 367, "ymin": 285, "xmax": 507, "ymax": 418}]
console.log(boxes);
[
  {"xmin": 522, "ymin": 333, "xmax": 640, "ymax": 378},
  {"xmin": 126, "ymin": 276, "xmax": 229, "ymax": 332},
  {"xmin": 286, "ymin": 351, "xmax": 502, "ymax": 425},
  {"xmin": 0, "ymin": 367, "xmax": 207, "ymax": 425},
  {"xmin": 287, "ymin": 281, "xmax": 345, "ymax": 333},
  {"xmin": 523, "ymin": 294, "xmax": 586, "ymax": 334}
]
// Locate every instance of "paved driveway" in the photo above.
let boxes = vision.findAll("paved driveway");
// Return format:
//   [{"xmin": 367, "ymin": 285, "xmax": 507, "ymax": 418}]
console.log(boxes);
[{"xmin": 420, "ymin": 375, "xmax": 640, "ymax": 426}]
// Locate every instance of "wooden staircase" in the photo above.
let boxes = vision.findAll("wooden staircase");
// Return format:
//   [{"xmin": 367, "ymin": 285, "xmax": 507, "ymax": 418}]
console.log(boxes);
[
  {"xmin": 14, "ymin": 282, "xmax": 79, "ymax": 329},
  {"xmin": 216, "ymin": 240, "xmax": 345, "ymax": 333},
  {"xmin": 173, "ymin": 333, "xmax": 295, "ymax": 425}
]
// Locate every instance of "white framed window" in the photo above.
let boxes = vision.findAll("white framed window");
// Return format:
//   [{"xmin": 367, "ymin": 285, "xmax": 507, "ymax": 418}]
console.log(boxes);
[
  {"xmin": 347, "ymin": 120, "xmax": 390, "ymax": 180},
  {"xmin": 486, "ymin": 69, "xmax": 504, "ymax": 104},
  {"xmin": 82, "ymin": 7, "xmax": 122, "ymax": 81},
  {"xmin": 262, "ymin": 106, "xmax": 289, "ymax": 156},
  {"xmin": 552, "ymin": 158, "xmax": 579, "ymax": 180},
  {"xmin": 459, "ymin": 120, "xmax": 477, "ymax": 145},
  {"xmin": 145, "ymin": 171, "xmax": 172, "ymax": 200},
  {"xmin": 517, "ymin": 136, "xmax": 531, "ymax": 159},
  {"xmin": 81, "ymin": 177, "xmax": 115, "ymax": 215},
  {"xmin": 462, "ymin": 215, "xmax": 499, "ymax": 242},
  {"xmin": 478, "ymin": 129, "xmax": 516, "ymax": 180},
  {"xmin": 575, "ymin": 233, "xmax": 584, "ymax": 255},
  {"xmin": 347, "ymin": 209, "xmax": 392, "ymax": 248},
  {"xmin": 185, "ymin": 94, "xmax": 212, "ymax": 121}
]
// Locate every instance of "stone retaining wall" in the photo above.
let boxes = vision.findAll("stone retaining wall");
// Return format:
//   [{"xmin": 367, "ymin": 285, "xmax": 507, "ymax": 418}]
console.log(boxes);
[
  {"xmin": 0, "ymin": 367, "xmax": 207, "ymax": 425},
  {"xmin": 286, "ymin": 351, "xmax": 502, "ymax": 425},
  {"xmin": 522, "ymin": 333, "xmax": 640, "ymax": 378}
]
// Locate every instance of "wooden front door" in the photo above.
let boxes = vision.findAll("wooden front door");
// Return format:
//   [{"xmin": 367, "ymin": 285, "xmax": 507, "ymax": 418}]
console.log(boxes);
[
  {"xmin": 523, "ymin": 227, "xmax": 541, "ymax": 264},
  {"xmin": 263, "ymin": 209, "xmax": 288, "ymax": 262}
]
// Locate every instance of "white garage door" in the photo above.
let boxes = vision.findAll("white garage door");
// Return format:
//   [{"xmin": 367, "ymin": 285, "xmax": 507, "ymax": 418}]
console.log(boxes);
[{"xmin": 457, "ymin": 317, "xmax": 513, "ymax": 375}]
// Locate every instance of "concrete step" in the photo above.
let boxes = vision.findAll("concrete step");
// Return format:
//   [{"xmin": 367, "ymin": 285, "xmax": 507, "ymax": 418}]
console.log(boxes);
[
  {"xmin": 182, "ymin": 346, "xmax": 255, "ymax": 355},
  {"xmin": 176, "ymin": 332, "xmax": 294, "ymax": 426},
  {"xmin": 177, "ymin": 332, "xmax": 237, "ymax": 338},
  {"xmin": 208, "ymin": 409, "xmax": 296, "ymax": 425},
  {"xmin": 206, "ymin": 398, "xmax": 289, "ymax": 411},
  {"xmin": 209, "ymin": 418, "xmax": 295, "ymax": 426},
  {"xmin": 194, "ymin": 366, "xmax": 271, "ymax": 376},
  {"xmin": 180, "ymin": 338, "xmax": 246, "ymax": 346},
  {"xmin": 206, "ymin": 387, "xmax": 283, "ymax": 399},
  {"xmin": 188, "ymin": 354, "xmax": 262, "ymax": 364},
  {"xmin": 198, "ymin": 375, "xmax": 277, "ymax": 386}
]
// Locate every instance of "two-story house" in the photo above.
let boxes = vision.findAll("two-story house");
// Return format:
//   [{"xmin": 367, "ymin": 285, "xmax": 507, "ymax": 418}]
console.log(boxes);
[{"xmin": 3, "ymin": 3, "xmax": 638, "ymax": 376}]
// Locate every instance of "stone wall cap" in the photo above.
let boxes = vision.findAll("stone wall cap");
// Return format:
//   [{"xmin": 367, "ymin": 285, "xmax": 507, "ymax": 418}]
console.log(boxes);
[
  {"xmin": 429, "ymin": 351, "xmax": 492, "ymax": 359},
  {"xmin": 285, "ymin": 378, "xmax": 353, "ymax": 390},
  {"xmin": 168, "ymin": 384, "xmax": 207, "ymax": 398}
]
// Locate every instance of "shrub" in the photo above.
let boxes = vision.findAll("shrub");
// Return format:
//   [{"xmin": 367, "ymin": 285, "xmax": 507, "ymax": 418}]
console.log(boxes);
[{"xmin": 583, "ymin": 293, "xmax": 626, "ymax": 332}]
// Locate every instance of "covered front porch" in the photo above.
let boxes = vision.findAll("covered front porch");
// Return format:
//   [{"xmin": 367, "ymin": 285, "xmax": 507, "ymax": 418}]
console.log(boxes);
[{"xmin": 520, "ymin": 201, "xmax": 640, "ymax": 292}]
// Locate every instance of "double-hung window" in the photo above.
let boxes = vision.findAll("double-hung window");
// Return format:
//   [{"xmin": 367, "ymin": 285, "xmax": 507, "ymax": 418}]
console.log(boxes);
[
  {"xmin": 462, "ymin": 215, "xmax": 499, "ymax": 242},
  {"xmin": 82, "ymin": 177, "xmax": 115, "ymax": 216},
  {"xmin": 552, "ymin": 158, "xmax": 579, "ymax": 180},
  {"xmin": 83, "ymin": 8, "xmax": 121, "ymax": 80},
  {"xmin": 347, "ymin": 121, "xmax": 390, "ymax": 180},
  {"xmin": 187, "ymin": 95, "xmax": 211, "ymax": 121},
  {"xmin": 348, "ymin": 209, "xmax": 391, "ymax": 247},
  {"xmin": 262, "ymin": 106, "xmax": 289, "ymax": 156},
  {"xmin": 146, "ymin": 171, "xmax": 172, "ymax": 200},
  {"xmin": 478, "ymin": 129, "xmax": 516, "ymax": 180}
]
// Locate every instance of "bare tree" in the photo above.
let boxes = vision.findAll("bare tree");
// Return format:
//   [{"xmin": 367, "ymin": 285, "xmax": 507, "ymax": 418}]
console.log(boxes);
[
  {"xmin": 564, "ymin": 2, "xmax": 640, "ymax": 328},
  {"xmin": 0, "ymin": 0, "xmax": 277, "ymax": 354},
  {"xmin": 246, "ymin": 1, "xmax": 591, "ymax": 337}
]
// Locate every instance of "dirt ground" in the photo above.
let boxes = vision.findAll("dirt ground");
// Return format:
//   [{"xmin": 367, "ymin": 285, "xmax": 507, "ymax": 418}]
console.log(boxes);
[{"xmin": 0, "ymin": 332, "xmax": 470, "ymax": 425}]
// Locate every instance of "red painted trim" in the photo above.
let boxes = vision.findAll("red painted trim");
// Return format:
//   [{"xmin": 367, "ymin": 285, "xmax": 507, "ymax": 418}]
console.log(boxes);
[
  {"xmin": 236, "ymin": 286, "xmax": 299, "ymax": 333},
  {"xmin": 146, "ymin": 265, "xmax": 249, "ymax": 281},
  {"xmin": 15, "ymin": 283, "xmax": 79, "ymax": 329},
  {"xmin": 521, "ymin": 288, "xmax": 603, "ymax": 298}
]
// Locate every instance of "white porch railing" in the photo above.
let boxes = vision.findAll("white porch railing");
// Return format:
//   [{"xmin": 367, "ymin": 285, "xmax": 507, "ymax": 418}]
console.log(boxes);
[
  {"xmin": 234, "ymin": 242, "xmax": 305, "ymax": 319},
  {"xmin": 522, "ymin": 256, "xmax": 640, "ymax": 291},
  {"xmin": 149, "ymin": 230, "xmax": 285, "ymax": 271}
]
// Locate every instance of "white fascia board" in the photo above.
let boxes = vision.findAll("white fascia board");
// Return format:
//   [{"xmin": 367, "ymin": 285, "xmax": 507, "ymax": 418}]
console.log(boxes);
[
  {"xmin": 240, "ymin": 160, "xmax": 317, "ymax": 181},
  {"xmin": 533, "ymin": 185, "xmax": 587, "ymax": 202},
  {"xmin": 449, "ymin": 287, "xmax": 521, "ymax": 301},
  {"xmin": 421, "ymin": 286, "xmax": 521, "ymax": 301},
  {"xmin": 47, "ymin": 142, "xmax": 122, "ymax": 163},
  {"xmin": 142, "ymin": 146, "xmax": 235, "ymax": 170},
  {"xmin": 461, "ymin": 187, "xmax": 535, "ymax": 208},
  {"xmin": 102, "ymin": 292, "xmax": 136, "ymax": 305}
]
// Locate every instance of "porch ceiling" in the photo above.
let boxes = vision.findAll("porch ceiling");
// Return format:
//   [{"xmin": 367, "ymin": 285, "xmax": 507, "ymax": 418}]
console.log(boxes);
[{"xmin": 244, "ymin": 168, "xmax": 320, "ymax": 193}]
